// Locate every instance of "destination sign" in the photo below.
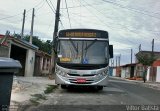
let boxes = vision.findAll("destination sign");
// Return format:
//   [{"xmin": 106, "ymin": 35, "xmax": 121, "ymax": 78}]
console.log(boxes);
[
  {"xmin": 58, "ymin": 29, "xmax": 108, "ymax": 38},
  {"xmin": 66, "ymin": 32, "xmax": 97, "ymax": 37}
]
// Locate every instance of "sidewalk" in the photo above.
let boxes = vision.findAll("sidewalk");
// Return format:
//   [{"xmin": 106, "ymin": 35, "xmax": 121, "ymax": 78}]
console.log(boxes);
[
  {"xmin": 11, "ymin": 76, "xmax": 56, "ymax": 106},
  {"xmin": 110, "ymin": 76, "xmax": 160, "ymax": 90}
]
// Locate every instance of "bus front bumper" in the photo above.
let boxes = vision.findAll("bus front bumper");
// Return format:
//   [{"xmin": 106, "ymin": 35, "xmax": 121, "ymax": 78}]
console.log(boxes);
[{"xmin": 55, "ymin": 74, "xmax": 109, "ymax": 86}]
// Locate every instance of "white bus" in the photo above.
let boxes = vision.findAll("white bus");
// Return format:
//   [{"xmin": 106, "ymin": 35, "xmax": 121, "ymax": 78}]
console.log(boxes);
[{"xmin": 54, "ymin": 29, "xmax": 113, "ymax": 90}]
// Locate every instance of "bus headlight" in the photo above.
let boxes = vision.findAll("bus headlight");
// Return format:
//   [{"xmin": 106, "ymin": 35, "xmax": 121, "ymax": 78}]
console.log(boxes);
[
  {"xmin": 56, "ymin": 67, "xmax": 67, "ymax": 77},
  {"xmin": 97, "ymin": 69, "xmax": 108, "ymax": 77}
]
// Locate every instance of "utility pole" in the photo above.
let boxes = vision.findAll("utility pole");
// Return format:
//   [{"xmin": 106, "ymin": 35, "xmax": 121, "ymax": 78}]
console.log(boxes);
[
  {"xmin": 118, "ymin": 54, "xmax": 121, "ymax": 66},
  {"xmin": 152, "ymin": 39, "xmax": 154, "ymax": 52},
  {"xmin": 30, "ymin": 8, "xmax": 35, "ymax": 44},
  {"xmin": 139, "ymin": 44, "xmax": 141, "ymax": 52},
  {"xmin": 131, "ymin": 49, "xmax": 133, "ymax": 64},
  {"xmin": 112, "ymin": 59, "xmax": 114, "ymax": 67},
  {"xmin": 21, "ymin": 9, "xmax": 26, "ymax": 39},
  {"xmin": 151, "ymin": 39, "xmax": 154, "ymax": 80},
  {"xmin": 116, "ymin": 56, "xmax": 117, "ymax": 68},
  {"xmin": 53, "ymin": 0, "xmax": 61, "ymax": 39},
  {"xmin": 51, "ymin": 0, "xmax": 61, "ymax": 74}
]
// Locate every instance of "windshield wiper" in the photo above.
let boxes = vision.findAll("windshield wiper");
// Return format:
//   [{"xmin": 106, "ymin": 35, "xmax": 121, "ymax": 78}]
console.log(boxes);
[
  {"xmin": 84, "ymin": 39, "xmax": 97, "ymax": 57},
  {"xmin": 69, "ymin": 39, "xmax": 78, "ymax": 53},
  {"xmin": 84, "ymin": 39, "xmax": 97, "ymax": 51}
]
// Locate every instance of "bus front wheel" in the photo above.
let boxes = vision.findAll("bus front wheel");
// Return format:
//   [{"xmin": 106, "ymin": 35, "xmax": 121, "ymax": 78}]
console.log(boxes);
[
  {"xmin": 97, "ymin": 86, "xmax": 103, "ymax": 90},
  {"xmin": 61, "ymin": 85, "xmax": 67, "ymax": 89}
]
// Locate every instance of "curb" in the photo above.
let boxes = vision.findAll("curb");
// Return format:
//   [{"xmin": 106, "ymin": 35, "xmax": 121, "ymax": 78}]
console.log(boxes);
[{"xmin": 110, "ymin": 76, "xmax": 160, "ymax": 91}]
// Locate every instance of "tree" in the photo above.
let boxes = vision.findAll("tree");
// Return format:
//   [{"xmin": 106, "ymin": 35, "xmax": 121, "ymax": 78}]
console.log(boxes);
[
  {"xmin": 136, "ymin": 52, "xmax": 157, "ymax": 82},
  {"xmin": 13, "ymin": 33, "xmax": 52, "ymax": 54}
]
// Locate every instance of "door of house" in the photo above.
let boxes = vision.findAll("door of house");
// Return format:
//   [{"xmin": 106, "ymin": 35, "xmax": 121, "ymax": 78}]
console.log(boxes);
[
  {"xmin": 149, "ymin": 67, "xmax": 157, "ymax": 82},
  {"xmin": 34, "ymin": 56, "xmax": 41, "ymax": 76},
  {"xmin": 130, "ymin": 66, "xmax": 135, "ymax": 78}
]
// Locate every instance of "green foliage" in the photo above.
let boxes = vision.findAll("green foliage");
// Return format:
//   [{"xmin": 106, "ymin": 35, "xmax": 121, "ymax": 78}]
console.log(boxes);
[
  {"xmin": 44, "ymin": 85, "xmax": 58, "ymax": 94},
  {"xmin": 13, "ymin": 34, "xmax": 52, "ymax": 54},
  {"xmin": 30, "ymin": 94, "xmax": 47, "ymax": 105},
  {"xmin": 29, "ymin": 98, "xmax": 40, "ymax": 106},
  {"xmin": 136, "ymin": 53, "xmax": 157, "ymax": 66},
  {"xmin": 31, "ymin": 94, "xmax": 47, "ymax": 100}
]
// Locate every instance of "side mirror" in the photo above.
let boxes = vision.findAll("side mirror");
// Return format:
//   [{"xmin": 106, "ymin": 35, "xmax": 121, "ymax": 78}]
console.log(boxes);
[{"xmin": 109, "ymin": 45, "xmax": 113, "ymax": 58}]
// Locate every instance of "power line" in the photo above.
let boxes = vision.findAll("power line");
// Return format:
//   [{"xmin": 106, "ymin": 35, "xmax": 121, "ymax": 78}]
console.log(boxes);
[
  {"xmin": 0, "ymin": 13, "xmax": 22, "ymax": 21},
  {"xmin": 0, "ymin": 0, "xmax": 44, "ymax": 21},
  {"xmin": 34, "ymin": 0, "xmax": 45, "ymax": 9},
  {"xmin": 60, "ymin": 20, "xmax": 65, "ymax": 29},
  {"xmin": 115, "ymin": 0, "xmax": 160, "ymax": 16},
  {"xmin": 102, "ymin": 0, "xmax": 160, "ymax": 20},
  {"xmin": 60, "ymin": 2, "xmax": 102, "ymax": 9},
  {"xmin": 45, "ymin": 0, "xmax": 56, "ymax": 13},
  {"xmin": 61, "ymin": 14, "xmax": 85, "ymax": 28},
  {"xmin": 81, "ymin": 0, "xmax": 154, "ymax": 44},
  {"xmin": 81, "ymin": 1, "xmax": 160, "ymax": 37},
  {"xmin": 36, "ymin": 1, "xmax": 46, "ymax": 11},
  {"xmin": 48, "ymin": 0, "xmax": 56, "ymax": 11},
  {"xmin": 26, "ymin": 0, "xmax": 45, "ymax": 13},
  {"xmin": 81, "ymin": 0, "xmax": 139, "ymax": 45},
  {"xmin": 65, "ymin": 0, "xmax": 71, "ymax": 28}
]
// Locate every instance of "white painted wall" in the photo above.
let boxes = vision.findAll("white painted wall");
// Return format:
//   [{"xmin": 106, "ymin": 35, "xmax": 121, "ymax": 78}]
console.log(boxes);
[
  {"xmin": 121, "ymin": 68, "xmax": 126, "ymax": 78},
  {"xmin": 156, "ymin": 66, "xmax": 160, "ymax": 82},
  {"xmin": 25, "ymin": 49, "xmax": 35, "ymax": 77},
  {"xmin": 112, "ymin": 68, "xmax": 116, "ymax": 76},
  {"xmin": 125, "ymin": 67, "xmax": 130, "ymax": 78},
  {"xmin": 146, "ymin": 67, "xmax": 150, "ymax": 81}
]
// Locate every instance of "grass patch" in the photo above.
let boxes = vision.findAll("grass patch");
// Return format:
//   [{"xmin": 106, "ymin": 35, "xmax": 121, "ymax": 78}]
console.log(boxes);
[
  {"xmin": 44, "ymin": 85, "xmax": 58, "ymax": 94},
  {"xmin": 30, "ymin": 94, "xmax": 46, "ymax": 105},
  {"xmin": 31, "ymin": 94, "xmax": 47, "ymax": 100},
  {"xmin": 29, "ymin": 98, "xmax": 40, "ymax": 106}
]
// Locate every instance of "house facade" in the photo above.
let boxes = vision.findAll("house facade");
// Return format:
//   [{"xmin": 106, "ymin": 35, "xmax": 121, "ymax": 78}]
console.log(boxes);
[
  {"xmin": 121, "ymin": 63, "xmax": 137, "ymax": 79},
  {"xmin": 136, "ymin": 51, "xmax": 160, "ymax": 82},
  {"xmin": 0, "ymin": 34, "xmax": 39, "ymax": 76},
  {"xmin": 34, "ymin": 50, "xmax": 52, "ymax": 76}
]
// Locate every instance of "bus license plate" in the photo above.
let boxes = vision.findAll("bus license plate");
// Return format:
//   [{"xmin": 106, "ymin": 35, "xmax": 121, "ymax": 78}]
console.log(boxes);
[{"xmin": 77, "ymin": 78, "xmax": 86, "ymax": 83}]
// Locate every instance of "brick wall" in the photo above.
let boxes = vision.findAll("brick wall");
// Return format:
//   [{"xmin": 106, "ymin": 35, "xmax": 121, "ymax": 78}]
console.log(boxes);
[{"xmin": 153, "ymin": 60, "xmax": 160, "ymax": 67}]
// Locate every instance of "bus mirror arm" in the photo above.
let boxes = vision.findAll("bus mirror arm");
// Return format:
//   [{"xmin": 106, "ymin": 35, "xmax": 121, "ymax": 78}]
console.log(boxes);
[{"xmin": 109, "ymin": 45, "xmax": 113, "ymax": 58}]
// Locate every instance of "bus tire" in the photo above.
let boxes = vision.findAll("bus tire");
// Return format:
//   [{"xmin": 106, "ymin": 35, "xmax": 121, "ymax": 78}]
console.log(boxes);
[
  {"xmin": 61, "ymin": 85, "xmax": 67, "ymax": 89},
  {"xmin": 97, "ymin": 86, "xmax": 103, "ymax": 90}
]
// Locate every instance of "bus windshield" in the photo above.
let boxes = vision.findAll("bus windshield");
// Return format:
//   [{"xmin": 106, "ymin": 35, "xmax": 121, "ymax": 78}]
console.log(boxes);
[{"xmin": 57, "ymin": 39, "xmax": 109, "ymax": 64}]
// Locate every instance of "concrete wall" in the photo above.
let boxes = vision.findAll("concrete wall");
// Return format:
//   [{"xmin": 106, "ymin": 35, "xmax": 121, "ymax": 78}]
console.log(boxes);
[
  {"xmin": 125, "ymin": 67, "xmax": 130, "ymax": 78},
  {"xmin": 112, "ymin": 68, "xmax": 116, "ymax": 76},
  {"xmin": 121, "ymin": 68, "xmax": 126, "ymax": 78},
  {"xmin": 25, "ymin": 49, "xmax": 35, "ymax": 77},
  {"xmin": 0, "ymin": 46, "xmax": 9, "ymax": 57},
  {"xmin": 156, "ymin": 66, "xmax": 160, "ymax": 82},
  {"xmin": 146, "ymin": 67, "xmax": 150, "ymax": 81}
]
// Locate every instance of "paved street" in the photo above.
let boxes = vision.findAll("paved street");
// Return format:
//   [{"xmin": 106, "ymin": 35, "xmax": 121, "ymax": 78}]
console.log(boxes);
[{"xmin": 21, "ymin": 78, "xmax": 160, "ymax": 111}]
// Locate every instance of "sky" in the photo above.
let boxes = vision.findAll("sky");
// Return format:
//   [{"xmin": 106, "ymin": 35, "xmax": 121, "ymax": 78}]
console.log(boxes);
[{"xmin": 0, "ymin": 0, "xmax": 160, "ymax": 65}]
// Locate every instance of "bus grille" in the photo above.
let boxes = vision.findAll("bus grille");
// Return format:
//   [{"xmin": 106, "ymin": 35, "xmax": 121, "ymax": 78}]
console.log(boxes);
[{"xmin": 67, "ymin": 73, "xmax": 96, "ymax": 77}]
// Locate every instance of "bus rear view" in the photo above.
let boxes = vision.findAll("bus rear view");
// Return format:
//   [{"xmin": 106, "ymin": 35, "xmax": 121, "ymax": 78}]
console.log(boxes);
[{"xmin": 55, "ymin": 29, "xmax": 113, "ymax": 90}]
